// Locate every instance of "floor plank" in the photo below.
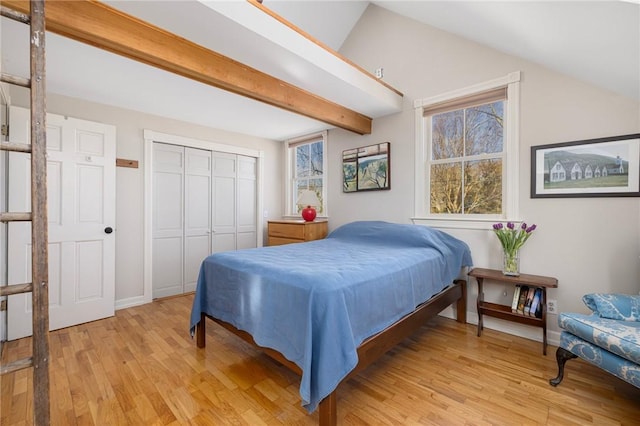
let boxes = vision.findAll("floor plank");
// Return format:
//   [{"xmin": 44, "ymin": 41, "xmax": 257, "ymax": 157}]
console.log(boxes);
[{"xmin": 2, "ymin": 294, "xmax": 638, "ymax": 425}]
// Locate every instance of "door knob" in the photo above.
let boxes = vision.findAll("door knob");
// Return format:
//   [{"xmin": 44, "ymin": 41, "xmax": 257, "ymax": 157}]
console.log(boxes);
[{"xmin": 104, "ymin": 227, "xmax": 113, "ymax": 234}]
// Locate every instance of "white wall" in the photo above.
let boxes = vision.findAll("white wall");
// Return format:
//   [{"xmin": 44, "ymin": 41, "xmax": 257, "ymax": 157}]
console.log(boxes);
[
  {"xmin": 8, "ymin": 88, "xmax": 283, "ymax": 305},
  {"xmin": 331, "ymin": 5, "xmax": 640, "ymax": 342}
]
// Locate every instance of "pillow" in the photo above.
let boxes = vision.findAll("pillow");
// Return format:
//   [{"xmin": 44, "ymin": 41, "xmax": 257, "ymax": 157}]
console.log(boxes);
[
  {"xmin": 325, "ymin": 221, "xmax": 473, "ymax": 268},
  {"xmin": 582, "ymin": 293, "xmax": 640, "ymax": 322},
  {"xmin": 327, "ymin": 221, "xmax": 446, "ymax": 248}
]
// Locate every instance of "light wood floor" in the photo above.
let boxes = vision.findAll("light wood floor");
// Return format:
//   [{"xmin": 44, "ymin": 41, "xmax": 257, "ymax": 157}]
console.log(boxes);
[{"xmin": 2, "ymin": 294, "xmax": 639, "ymax": 425}]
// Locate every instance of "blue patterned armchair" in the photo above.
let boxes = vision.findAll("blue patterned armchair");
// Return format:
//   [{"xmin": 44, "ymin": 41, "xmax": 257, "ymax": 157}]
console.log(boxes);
[{"xmin": 550, "ymin": 293, "xmax": 640, "ymax": 388}]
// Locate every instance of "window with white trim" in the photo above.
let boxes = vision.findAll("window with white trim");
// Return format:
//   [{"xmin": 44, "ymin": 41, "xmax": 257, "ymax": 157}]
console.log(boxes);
[
  {"xmin": 414, "ymin": 72, "xmax": 520, "ymax": 225},
  {"xmin": 285, "ymin": 131, "xmax": 327, "ymax": 216}
]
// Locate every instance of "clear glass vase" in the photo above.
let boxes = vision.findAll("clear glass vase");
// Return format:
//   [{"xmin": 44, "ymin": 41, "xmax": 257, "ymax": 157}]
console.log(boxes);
[{"xmin": 503, "ymin": 251, "xmax": 520, "ymax": 276}]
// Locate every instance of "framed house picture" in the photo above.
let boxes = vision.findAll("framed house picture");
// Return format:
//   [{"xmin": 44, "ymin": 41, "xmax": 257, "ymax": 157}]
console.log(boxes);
[
  {"xmin": 343, "ymin": 142, "xmax": 390, "ymax": 192},
  {"xmin": 531, "ymin": 133, "xmax": 640, "ymax": 198}
]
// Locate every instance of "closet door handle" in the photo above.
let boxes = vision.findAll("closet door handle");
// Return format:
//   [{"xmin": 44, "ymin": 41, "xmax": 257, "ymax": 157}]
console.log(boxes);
[{"xmin": 104, "ymin": 227, "xmax": 113, "ymax": 234}]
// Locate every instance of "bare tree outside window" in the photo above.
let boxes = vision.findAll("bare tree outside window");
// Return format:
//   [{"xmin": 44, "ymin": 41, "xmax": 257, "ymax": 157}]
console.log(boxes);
[
  {"xmin": 430, "ymin": 162, "xmax": 462, "ymax": 213},
  {"xmin": 429, "ymin": 100, "xmax": 504, "ymax": 214},
  {"xmin": 432, "ymin": 110, "xmax": 463, "ymax": 160}
]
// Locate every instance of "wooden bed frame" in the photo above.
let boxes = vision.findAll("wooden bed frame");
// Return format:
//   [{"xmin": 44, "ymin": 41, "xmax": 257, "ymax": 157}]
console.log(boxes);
[{"xmin": 195, "ymin": 278, "xmax": 467, "ymax": 426}]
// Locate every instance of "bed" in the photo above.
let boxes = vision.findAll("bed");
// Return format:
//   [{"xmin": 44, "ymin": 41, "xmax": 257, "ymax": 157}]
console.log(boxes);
[{"xmin": 190, "ymin": 221, "xmax": 473, "ymax": 424}]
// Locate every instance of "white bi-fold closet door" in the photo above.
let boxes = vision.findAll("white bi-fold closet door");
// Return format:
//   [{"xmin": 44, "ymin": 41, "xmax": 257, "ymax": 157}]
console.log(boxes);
[
  {"xmin": 152, "ymin": 143, "xmax": 257, "ymax": 299},
  {"xmin": 211, "ymin": 152, "xmax": 258, "ymax": 253},
  {"xmin": 152, "ymin": 144, "xmax": 210, "ymax": 299}
]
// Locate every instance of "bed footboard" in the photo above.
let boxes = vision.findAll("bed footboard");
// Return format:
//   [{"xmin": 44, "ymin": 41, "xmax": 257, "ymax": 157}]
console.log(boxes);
[
  {"xmin": 316, "ymin": 279, "xmax": 466, "ymax": 425},
  {"xmin": 195, "ymin": 279, "xmax": 467, "ymax": 426}
]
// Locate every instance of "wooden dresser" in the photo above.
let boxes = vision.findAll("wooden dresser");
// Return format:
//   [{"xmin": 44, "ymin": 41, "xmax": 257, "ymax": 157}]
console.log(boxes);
[{"xmin": 267, "ymin": 220, "xmax": 328, "ymax": 246}]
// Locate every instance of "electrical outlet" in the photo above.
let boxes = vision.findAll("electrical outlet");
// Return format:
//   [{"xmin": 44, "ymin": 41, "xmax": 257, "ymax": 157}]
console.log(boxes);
[
  {"xmin": 375, "ymin": 67, "xmax": 384, "ymax": 79},
  {"xmin": 547, "ymin": 299, "xmax": 558, "ymax": 314}
]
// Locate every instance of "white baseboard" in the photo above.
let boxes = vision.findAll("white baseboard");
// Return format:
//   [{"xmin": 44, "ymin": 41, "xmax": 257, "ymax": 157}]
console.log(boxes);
[
  {"xmin": 115, "ymin": 295, "xmax": 147, "ymax": 311},
  {"xmin": 439, "ymin": 306, "xmax": 561, "ymax": 347}
]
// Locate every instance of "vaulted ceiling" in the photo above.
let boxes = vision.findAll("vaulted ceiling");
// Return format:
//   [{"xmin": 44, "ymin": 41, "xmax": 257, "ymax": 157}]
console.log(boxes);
[{"xmin": 1, "ymin": 1, "xmax": 637, "ymax": 141}]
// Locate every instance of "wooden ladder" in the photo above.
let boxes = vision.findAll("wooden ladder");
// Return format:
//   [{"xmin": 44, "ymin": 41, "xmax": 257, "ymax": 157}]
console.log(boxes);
[{"xmin": 0, "ymin": 1, "xmax": 51, "ymax": 424}]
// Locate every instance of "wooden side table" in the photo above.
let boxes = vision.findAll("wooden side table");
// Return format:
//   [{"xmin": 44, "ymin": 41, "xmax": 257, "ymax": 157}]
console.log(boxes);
[
  {"xmin": 267, "ymin": 220, "xmax": 328, "ymax": 246},
  {"xmin": 468, "ymin": 267, "xmax": 558, "ymax": 355}
]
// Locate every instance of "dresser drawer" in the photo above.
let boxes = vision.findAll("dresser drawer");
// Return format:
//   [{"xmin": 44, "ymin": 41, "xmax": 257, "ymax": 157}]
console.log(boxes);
[
  {"xmin": 302, "ymin": 222, "xmax": 328, "ymax": 241},
  {"xmin": 267, "ymin": 220, "xmax": 328, "ymax": 246},
  {"xmin": 268, "ymin": 236, "xmax": 303, "ymax": 246},
  {"xmin": 269, "ymin": 222, "xmax": 306, "ymax": 239}
]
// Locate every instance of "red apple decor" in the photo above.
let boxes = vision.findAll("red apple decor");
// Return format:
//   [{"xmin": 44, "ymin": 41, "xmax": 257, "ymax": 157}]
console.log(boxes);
[{"xmin": 301, "ymin": 206, "xmax": 316, "ymax": 222}]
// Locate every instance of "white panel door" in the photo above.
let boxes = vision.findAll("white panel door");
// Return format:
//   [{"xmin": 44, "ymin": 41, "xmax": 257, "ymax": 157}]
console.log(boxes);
[
  {"xmin": 8, "ymin": 106, "xmax": 116, "ymax": 340},
  {"xmin": 152, "ymin": 143, "xmax": 184, "ymax": 299},
  {"xmin": 184, "ymin": 147, "xmax": 211, "ymax": 293},
  {"xmin": 212, "ymin": 152, "xmax": 237, "ymax": 253}
]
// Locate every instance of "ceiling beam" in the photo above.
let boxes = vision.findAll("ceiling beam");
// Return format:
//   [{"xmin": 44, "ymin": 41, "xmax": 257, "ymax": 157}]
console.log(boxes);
[{"xmin": 4, "ymin": 0, "xmax": 372, "ymax": 135}]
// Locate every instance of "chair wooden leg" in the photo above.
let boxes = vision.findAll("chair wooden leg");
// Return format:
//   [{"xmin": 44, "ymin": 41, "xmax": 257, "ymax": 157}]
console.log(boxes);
[{"xmin": 549, "ymin": 347, "xmax": 577, "ymax": 386}]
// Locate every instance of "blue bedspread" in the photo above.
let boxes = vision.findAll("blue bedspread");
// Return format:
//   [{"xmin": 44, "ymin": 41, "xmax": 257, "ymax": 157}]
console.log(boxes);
[{"xmin": 190, "ymin": 221, "xmax": 472, "ymax": 412}]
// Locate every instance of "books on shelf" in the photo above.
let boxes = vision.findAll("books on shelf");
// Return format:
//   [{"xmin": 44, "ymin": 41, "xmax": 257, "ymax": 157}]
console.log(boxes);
[
  {"xmin": 523, "ymin": 287, "xmax": 536, "ymax": 316},
  {"xmin": 511, "ymin": 285, "xmax": 521, "ymax": 313},
  {"xmin": 512, "ymin": 285, "xmax": 544, "ymax": 318},
  {"xmin": 516, "ymin": 285, "xmax": 529, "ymax": 315},
  {"xmin": 531, "ymin": 287, "xmax": 544, "ymax": 318}
]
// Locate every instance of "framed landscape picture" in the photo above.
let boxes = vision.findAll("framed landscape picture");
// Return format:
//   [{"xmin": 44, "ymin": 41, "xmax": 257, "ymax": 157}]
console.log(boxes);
[
  {"xmin": 531, "ymin": 133, "xmax": 640, "ymax": 198},
  {"xmin": 342, "ymin": 142, "xmax": 390, "ymax": 192}
]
